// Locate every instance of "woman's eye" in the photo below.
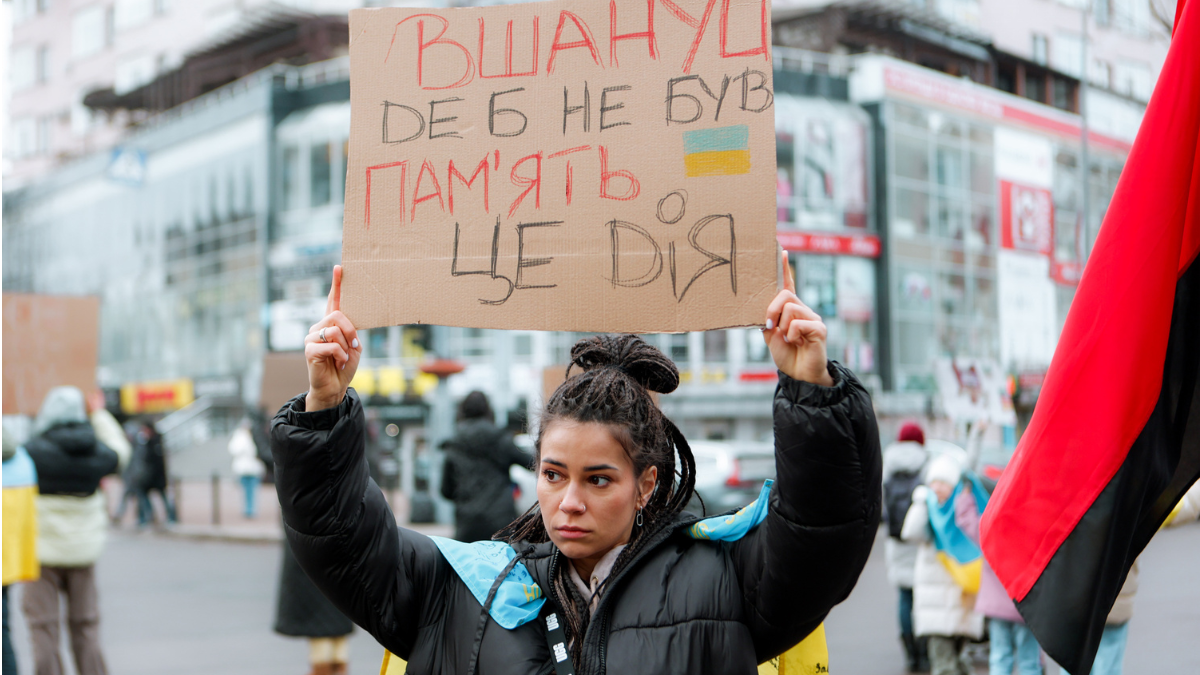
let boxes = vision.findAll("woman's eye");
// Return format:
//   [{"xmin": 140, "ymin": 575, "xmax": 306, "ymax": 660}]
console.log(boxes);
[
  {"xmin": 589, "ymin": 475, "xmax": 611, "ymax": 487},
  {"xmin": 542, "ymin": 469, "xmax": 561, "ymax": 482}
]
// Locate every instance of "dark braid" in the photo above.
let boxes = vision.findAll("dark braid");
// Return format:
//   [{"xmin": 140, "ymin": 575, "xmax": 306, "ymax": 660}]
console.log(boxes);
[{"xmin": 497, "ymin": 334, "xmax": 698, "ymax": 659}]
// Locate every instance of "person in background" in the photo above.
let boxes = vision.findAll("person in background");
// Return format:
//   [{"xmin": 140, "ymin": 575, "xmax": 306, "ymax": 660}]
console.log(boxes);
[
  {"xmin": 883, "ymin": 422, "xmax": 932, "ymax": 672},
  {"xmin": 22, "ymin": 387, "xmax": 130, "ymax": 675},
  {"xmin": 228, "ymin": 419, "xmax": 265, "ymax": 518},
  {"xmin": 439, "ymin": 391, "xmax": 534, "ymax": 542},
  {"xmin": 3, "ymin": 421, "xmax": 40, "ymax": 675},
  {"xmin": 273, "ymin": 539, "xmax": 354, "ymax": 675},
  {"xmin": 902, "ymin": 452, "xmax": 984, "ymax": 675},
  {"xmin": 134, "ymin": 423, "xmax": 175, "ymax": 525},
  {"xmin": 959, "ymin": 481, "xmax": 1043, "ymax": 674}
]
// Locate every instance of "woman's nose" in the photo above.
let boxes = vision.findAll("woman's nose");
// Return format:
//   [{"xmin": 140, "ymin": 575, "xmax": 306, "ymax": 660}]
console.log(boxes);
[{"xmin": 559, "ymin": 482, "xmax": 586, "ymax": 514}]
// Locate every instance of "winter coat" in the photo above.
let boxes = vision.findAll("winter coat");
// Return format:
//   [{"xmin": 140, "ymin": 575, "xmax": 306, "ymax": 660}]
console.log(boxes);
[
  {"xmin": 274, "ymin": 538, "xmax": 354, "ymax": 638},
  {"xmin": 271, "ymin": 363, "xmax": 882, "ymax": 675},
  {"xmin": 441, "ymin": 420, "xmax": 534, "ymax": 542},
  {"xmin": 229, "ymin": 427, "xmax": 265, "ymax": 478},
  {"xmin": 25, "ymin": 410, "xmax": 131, "ymax": 567},
  {"xmin": 901, "ymin": 485, "xmax": 984, "ymax": 639},
  {"xmin": 882, "ymin": 440, "xmax": 928, "ymax": 589},
  {"xmin": 958, "ymin": 490, "xmax": 1021, "ymax": 623}
]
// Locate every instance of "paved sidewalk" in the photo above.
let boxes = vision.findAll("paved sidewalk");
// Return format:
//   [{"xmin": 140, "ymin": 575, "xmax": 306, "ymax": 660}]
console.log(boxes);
[{"xmin": 103, "ymin": 476, "xmax": 452, "ymax": 542}]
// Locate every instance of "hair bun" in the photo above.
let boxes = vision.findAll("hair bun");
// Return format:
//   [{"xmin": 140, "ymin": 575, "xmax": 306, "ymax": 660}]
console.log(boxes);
[{"xmin": 569, "ymin": 334, "xmax": 680, "ymax": 395}]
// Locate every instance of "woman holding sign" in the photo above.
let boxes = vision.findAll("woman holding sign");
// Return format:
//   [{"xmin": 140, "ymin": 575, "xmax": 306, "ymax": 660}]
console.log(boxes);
[{"xmin": 271, "ymin": 255, "xmax": 881, "ymax": 674}]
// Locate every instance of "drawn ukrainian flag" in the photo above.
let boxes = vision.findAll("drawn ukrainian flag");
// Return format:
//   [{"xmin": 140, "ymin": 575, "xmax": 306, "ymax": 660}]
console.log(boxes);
[{"xmin": 683, "ymin": 125, "xmax": 751, "ymax": 177}]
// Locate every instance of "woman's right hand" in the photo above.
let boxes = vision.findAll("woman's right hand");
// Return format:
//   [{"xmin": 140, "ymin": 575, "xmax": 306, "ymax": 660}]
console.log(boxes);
[{"xmin": 305, "ymin": 265, "xmax": 363, "ymax": 411}]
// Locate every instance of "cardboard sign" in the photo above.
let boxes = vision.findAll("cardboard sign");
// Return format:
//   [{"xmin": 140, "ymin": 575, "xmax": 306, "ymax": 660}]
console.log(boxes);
[
  {"xmin": 2, "ymin": 294, "xmax": 100, "ymax": 417},
  {"xmin": 342, "ymin": 0, "xmax": 779, "ymax": 332}
]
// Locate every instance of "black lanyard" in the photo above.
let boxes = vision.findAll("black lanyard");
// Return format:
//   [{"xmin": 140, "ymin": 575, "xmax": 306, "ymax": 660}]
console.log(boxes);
[{"xmin": 541, "ymin": 603, "xmax": 577, "ymax": 675}]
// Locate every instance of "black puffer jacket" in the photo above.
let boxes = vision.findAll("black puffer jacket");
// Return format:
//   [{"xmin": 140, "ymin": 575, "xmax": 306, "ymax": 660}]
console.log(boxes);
[
  {"xmin": 25, "ymin": 423, "xmax": 118, "ymax": 497},
  {"xmin": 441, "ymin": 420, "xmax": 534, "ymax": 542},
  {"xmin": 272, "ymin": 362, "xmax": 881, "ymax": 675}
]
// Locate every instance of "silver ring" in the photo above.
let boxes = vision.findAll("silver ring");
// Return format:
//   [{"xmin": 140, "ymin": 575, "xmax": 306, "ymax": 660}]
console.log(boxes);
[{"xmin": 319, "ymin": 327, "xmax": 328, "ymax": 343}]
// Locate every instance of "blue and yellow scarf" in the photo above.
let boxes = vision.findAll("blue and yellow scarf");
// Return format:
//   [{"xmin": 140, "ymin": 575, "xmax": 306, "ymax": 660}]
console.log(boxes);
[{"xmin": 926, "ymin": 472, "xmax": 990, "ymax": 594}]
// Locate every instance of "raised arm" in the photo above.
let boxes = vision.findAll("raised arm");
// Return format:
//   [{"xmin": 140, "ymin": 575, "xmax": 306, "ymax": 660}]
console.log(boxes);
[
  {"xmin": 272, "ymin": 266, "xmax": 450, "ymax": 658},
  {"xmin": 730, "ymin": 254, "xmax": 882, "ymax": 662}
]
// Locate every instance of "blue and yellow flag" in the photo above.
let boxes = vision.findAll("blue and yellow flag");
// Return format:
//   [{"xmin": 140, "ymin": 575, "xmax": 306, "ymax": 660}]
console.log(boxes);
[{"xmin": 927, "ymin": 473, "xmax": 990, "ymax": 594}]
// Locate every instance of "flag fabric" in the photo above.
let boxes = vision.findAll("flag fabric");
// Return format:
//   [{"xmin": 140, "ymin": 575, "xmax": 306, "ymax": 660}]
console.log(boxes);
[
  {"xmin": 928, "ymin": 475, "xmax": 991, "ymax": 595},
  {"xmin": 979, "ymin": 1, "xmax": 1200, "ymax": 672}
]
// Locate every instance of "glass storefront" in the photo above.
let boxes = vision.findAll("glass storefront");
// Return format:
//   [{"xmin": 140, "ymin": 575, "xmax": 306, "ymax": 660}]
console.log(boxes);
[
  {"xmin": 885, "ymin": 101, "xmax": 999, "ymax": 392},
  {"xmin": 775, "ymin": 94, "xmax": 879, "ymax": 378}
]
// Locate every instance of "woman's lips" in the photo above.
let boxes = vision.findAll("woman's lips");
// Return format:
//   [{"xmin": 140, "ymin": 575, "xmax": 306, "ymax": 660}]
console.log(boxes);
[{"xmin": 556, "ymin": 526, "xmax": 590, "ymax": 540}]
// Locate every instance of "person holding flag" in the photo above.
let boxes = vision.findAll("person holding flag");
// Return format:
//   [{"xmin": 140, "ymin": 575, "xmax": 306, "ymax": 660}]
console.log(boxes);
[
  {"xmin": 979, "ymin": 1, "xmax": 1200, "ymax": 673},
  {"xmin": 901, "ymin": 453, "xmax": 988, "ymax": 675}
]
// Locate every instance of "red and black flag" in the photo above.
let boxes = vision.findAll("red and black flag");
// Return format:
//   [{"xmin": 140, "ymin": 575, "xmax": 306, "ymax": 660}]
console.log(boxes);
[{"xmin": 979, "ymin": 1, "xmax": 1200, "ymax": 673}]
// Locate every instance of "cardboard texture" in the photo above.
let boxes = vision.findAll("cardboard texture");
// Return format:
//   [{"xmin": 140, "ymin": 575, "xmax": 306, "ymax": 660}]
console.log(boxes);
[
  {"xmin": 261, "ymin": 351, "xmax": 311, "ymax": 414},
  {"xmin": 2, "ymin": 294, "xmax": 100, "ymax": 417},
  {"xmin": 343, "ymin": 0, "xmax": 778, "ymax": 332}
]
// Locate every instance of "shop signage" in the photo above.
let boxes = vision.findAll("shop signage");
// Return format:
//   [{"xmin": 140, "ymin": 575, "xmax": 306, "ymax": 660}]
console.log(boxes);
[
  {"xmin": 1050, "ymin": 259, "xmax": 1083, "ymax": 286},
  {"xmin": 776, "ymin": 230, "xmax": 881, "ymax": 258},
  {"xmin": 999, "ymin": 180, "xmax": 1054, "ymax": 256},
  {"xmin": 120, "ymin": 379, "xmax": 195, "ymax": 415},
  {"xmin": 340, "ymin": 0, "xmax": 780, "ymax": 333}
]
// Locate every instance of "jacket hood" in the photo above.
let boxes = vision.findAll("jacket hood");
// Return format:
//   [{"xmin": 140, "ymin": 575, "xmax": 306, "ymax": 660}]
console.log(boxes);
[
  {"xmin": 35, "ymin": 386, "xmax": 88, "ymax": 436},
  {"xmin": 39, "ymin": 422, "xmax": 100, "ymax": 457},
  {"xmin": 882, "ymin": 441, "xmax": 928, "ymax": 481}
]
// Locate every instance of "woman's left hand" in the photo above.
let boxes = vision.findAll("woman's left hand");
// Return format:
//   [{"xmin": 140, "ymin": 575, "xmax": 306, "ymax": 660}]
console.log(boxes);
[{"xmin": 763, "ymin": 252, "xmax": 834, "ymax": 387}]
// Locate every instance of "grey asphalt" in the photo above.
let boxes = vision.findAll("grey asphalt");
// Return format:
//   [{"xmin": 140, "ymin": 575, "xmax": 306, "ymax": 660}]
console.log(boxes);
[{"xmin": 6, "ymin": 522, "xmax": 1199, "ymax": 674}]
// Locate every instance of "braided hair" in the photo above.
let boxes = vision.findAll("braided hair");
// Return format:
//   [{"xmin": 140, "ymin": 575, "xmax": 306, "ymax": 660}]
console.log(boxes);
[{"xmin": 498, "ymin": 334, "xmax": 698, "ymax": 657}]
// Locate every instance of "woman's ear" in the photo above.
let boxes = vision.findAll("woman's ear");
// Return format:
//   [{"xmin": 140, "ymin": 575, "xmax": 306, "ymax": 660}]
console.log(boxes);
[{"xmin": 637, "ymin": 466, "xmax": 658, "ymax": 508}]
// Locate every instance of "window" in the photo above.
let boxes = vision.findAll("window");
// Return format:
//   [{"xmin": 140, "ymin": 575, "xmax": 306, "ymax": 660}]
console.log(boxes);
[
  {"xmin": 9, "ymin": 118, "xmax": 36, "ymax": 158},
  {"xmin": 1051, "ymin": 32, "xmax": 1083, "ymax": 79},
  {"xmin": 36, "ymin": 45, "xmax": 51, "ymax": 84},
  {"xmin": 311, "ymin": 143, "xmax": 332, "ymax": 207},
  {"xmin": 10, "ymin": 47, "xmax": 36, "ymax": 91},
  {"xmin": 1089, "ymin": 59, "xmax": 1112, "ymax": 88},
  {"xmin": 894, "ymin": 133, "xmax": 930, "ymax": 182},
  {"xmin": 1114, "ymin": 61, "xmax": 1153, "ymax": 101},
  {"xmin": 893, "ymin": 187, "xmax": 931, "ymax": 238},
  {"xmin": 281, "ymin": 146, "xmax": 300, "ymax": 211},
  {"xmin": 72, "ymin": 6, "xmax": 107, "ymax": 59},
  {"xmin": 36, "ymin": 116, "xmax": 53, "ymax": 154},
  {"xmin": 1031, "ymin": 34, "xmax": 1048, "ymax": 66},
  {"xmin": 115, "ymin": 0, "xmax": 154, "ymax": 31},
  {"xmin": 1025, "ymin": 72, "xmax": 1046, "ymax": 103}
]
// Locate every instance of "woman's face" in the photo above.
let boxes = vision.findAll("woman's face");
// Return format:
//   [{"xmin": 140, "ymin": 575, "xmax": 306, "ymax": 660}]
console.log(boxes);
[{"xmin": 537, "ymin": 420, "xmax": 657, "ymax": 569}]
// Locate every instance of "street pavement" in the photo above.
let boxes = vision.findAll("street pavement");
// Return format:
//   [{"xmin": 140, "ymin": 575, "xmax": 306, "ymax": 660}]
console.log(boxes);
[{"xmin": 6, "ymin": 515, "xmax": 1199, "ymax": 674}]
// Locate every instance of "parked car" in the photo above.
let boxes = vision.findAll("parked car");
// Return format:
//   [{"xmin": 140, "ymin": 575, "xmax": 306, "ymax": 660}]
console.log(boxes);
[{"xmin": 686, "ymin": 440, "xmax": 776, "ymax": 517}]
